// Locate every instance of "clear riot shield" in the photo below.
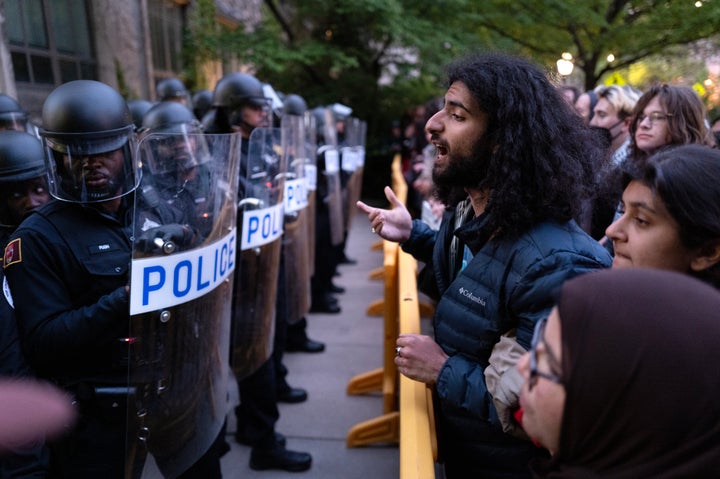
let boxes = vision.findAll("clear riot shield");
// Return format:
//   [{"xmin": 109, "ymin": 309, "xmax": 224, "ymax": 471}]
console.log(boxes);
[
  {"xmin": 324, "ymin": 144, "xmax": 344, "ymax": 246},
  {"xmin": 281, "ymin": 114, "xmax": 311, "ymax": 323},
  {"xmin": 231, "ymin": 127, "xmax": 285, "ymax": 380},
  {"xmin": 127, "ymin": 132, "xmax": 241, "ymax": 478},
  {"xmin": 303, "ymin": 112, "xmax": 318, "ymax": 276},
  {"xmin": 318, "ymin": 107, "xmax": 344, "ymax": 246},
  {"xmin": 342, "ymin": 117, "xmax": 365, "ymax": 234}
]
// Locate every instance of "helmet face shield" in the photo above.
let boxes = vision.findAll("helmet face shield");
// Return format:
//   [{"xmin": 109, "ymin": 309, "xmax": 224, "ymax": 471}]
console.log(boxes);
[
  {"xmin": 228, "ymin": 99, "xmax": 272, "ymax": 131},
  {"xmin": 42, "ymin": 126, "xmax": 141, "ymax": 203},
  {"xmin": 141, "ymin": 129, "xmax": 210, "ymax": 177},
  {"xmin": 0, "ymin": 112, "xmax": 30, "ymax": 133}
]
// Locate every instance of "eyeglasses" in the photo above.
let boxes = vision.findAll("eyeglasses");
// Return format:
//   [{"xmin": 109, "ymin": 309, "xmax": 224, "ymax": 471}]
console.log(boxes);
[
  {"xmin": 637, "ymin": 112, "xmax": 672, "ymax": 127},
  {"xmin": 528, "ymin": 317, "xmax": 563, "ymax": 391}
]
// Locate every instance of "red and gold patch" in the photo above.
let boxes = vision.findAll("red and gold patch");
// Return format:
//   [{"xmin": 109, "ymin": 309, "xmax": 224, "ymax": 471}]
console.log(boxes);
[{"xmin": 4, "ymin": 238, "xmax": 22, "ymax": 267}]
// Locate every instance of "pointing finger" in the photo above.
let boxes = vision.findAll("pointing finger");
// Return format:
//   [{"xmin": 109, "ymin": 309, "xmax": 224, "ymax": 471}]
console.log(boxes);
[{"xmin": 356, "ymin": 200, "xmax": 374, "ymax": 215}]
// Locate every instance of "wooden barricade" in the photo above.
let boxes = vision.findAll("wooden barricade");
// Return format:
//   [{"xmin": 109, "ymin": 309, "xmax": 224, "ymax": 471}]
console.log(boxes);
[
  {"xmin": 397, "ymin": 250, "xmax": 437, "ymax": 478},
  {"xmin": 346, "ymin": 153, "xmax": 437, "ymax": 477}
]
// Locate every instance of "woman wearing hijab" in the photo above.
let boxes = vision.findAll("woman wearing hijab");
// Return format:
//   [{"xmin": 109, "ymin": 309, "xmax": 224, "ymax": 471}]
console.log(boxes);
[
  {"xmin": 606, "ymin": 143, "xmax": 720, "ymax": 288},
  {"xmin": 518, "ymin": 268, "xmax": 720, "ymax": 477}
]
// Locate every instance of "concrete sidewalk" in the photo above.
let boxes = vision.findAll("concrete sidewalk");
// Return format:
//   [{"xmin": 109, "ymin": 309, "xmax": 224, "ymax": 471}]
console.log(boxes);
[{"xmin": 219, "ymin": 210, "xmax": 400, "ymax": 478}]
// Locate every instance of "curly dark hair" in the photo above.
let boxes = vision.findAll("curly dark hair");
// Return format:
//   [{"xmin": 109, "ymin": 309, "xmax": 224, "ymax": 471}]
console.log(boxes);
[{"xmin": 442, "ymin": 52, "xmax": 605, "ymax": 237}]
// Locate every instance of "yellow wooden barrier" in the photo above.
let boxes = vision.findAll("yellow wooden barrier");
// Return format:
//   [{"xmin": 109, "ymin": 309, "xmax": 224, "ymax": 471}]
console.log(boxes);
[
  {"xmin": 398, "ymin": 250, "xmax": 437, "ymax": 477},
  {"xmin": 347, "ymin": 152, "xmax": 437, "ymax": 477},
  {"xmin": 346, "ymin": 239, "xmax": 400, "ymax": 446}
]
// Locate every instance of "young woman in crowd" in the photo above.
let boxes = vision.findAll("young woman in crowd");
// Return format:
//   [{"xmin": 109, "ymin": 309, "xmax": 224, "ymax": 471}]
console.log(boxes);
[
  {"xmin": 518, "ymin": 268, "xmax": 720, "ymax": 477},
  {"xmin": 598, "ymin": 86, "xmax": 715, "ymax": 253},
  {"xmin": 626, "ymin": 83, "xmax": 715, "ymax": 169},
  {"xmin": 606, "ymin": 143, "xmax": 720, "ymax": 288}
]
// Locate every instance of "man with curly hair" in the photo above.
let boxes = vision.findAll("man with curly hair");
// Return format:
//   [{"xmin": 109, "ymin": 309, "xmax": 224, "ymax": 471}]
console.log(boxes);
[{"xmin": 358, "ymin": 52, "xmax": 612, "ymax": 478}]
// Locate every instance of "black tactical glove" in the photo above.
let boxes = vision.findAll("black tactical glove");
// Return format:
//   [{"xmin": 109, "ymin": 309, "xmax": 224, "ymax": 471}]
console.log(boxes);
[{"xmin": 137, "ymin": 224, "xmax": 194, "ymax": 253}]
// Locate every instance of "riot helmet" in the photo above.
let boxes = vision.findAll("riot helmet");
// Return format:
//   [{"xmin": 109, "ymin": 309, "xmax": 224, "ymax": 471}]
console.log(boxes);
[
  {"xmin": 0, "ymin": 130, "xmax": 49, "ymax": 226},
  {"xmin": 0, "ymin": 130, "xmax": 46, "ymax": 182},
  {"xmin": 312, "ymin": 106, "xmax": 337, "ymax": 146},
  {"xmin": 212, "ymin": 73, "xmax": 271, "ymax": 135},
  {"xmin": 39, "ymin": 80, "xmax": 140, "ymax": 203},
  {"xmin": 191, "ymin": 89, "xmax": 212, "ymax": 121},
  {"xmin": 156, "ymin": 77, "xmax": 190, "ymax": 104},
  {"xmin": 212, "ymin": 73, "xmax": 267, "ymax": 109},
  {"xmin": 331, "ymin": 103, "xmax": 352, "ymax": 144},
  {"xmin": 0, "ymin": 94, "xmax": 30, "ymax": 132},
  {"xmin": 283, "ymin": 94, "xmax": 308, "ymax": 117},
  {"xmin": 140, "ymin": 101, "xmax": 209, "ymax": 178},
  {"xmin": 127, "ymin": 99, "xmax": 154, "ymax": 132},
  {"xmin": 311, "ymin": 106, "xmax": 326, "ymax": 129}
]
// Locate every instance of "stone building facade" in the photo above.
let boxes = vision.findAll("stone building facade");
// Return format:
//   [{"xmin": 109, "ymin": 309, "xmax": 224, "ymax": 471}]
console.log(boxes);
[{"xmin": 0, "ymin": 0, "xmax": 261, "ymax": 122}]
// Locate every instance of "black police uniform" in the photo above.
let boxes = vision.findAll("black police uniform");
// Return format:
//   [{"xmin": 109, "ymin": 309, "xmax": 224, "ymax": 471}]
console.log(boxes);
[
  {"xmin": 233, "ymin": 138, "xmax": 282, "ymax": 445},
  {"xmin": 232, "ymin": 136, "xmax": 311, "ymax": 470},
  {"xmin": 4, "ymin": 199, "xmax": 135, "ymax": 478},
  {"xmin": 0, "ymin": 267, "xmax": 50, "ymax": 478},
  {"xmin": 309, "ymin": 147, "xmax": 342, "ymax": 312},
  {"xmin": 4, "ymin": 195, "xmax": 219, "ymax": 479}
]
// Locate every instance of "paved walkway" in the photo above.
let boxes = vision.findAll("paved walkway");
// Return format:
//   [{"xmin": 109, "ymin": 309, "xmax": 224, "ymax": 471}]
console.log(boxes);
[{"xmin": 219, "ymin": 210, "xmax": 400, "ymax": 478}]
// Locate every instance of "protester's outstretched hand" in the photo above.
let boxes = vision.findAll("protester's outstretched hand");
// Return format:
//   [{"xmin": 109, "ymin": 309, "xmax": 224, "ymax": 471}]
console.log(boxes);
[{"xmin": 356, "ymin": 186, "xmax": 413, "ymax": 244}]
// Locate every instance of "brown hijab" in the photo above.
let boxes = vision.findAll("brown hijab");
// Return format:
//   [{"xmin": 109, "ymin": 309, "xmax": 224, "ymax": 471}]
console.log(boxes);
[{"xmin": 534, "ymin": 268, "xmax": 720, "ymax": 478}]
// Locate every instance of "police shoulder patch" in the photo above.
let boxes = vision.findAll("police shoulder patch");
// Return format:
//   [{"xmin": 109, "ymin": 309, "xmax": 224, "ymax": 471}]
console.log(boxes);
[{"xmin": 4, "ymin": 238, "xmax": 22, "ymax": 268}]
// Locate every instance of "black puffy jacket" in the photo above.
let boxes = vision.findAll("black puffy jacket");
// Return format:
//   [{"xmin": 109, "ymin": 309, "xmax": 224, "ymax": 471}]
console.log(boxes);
[{"xmin": 402, "ymin": 212, "xmax": 611, "ymax": 477}]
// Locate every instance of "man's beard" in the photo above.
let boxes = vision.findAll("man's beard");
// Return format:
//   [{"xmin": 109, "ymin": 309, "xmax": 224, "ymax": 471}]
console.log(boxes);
[{"xmin": 431, "ymin": 136, "xmax": 492, "ymax": 207}]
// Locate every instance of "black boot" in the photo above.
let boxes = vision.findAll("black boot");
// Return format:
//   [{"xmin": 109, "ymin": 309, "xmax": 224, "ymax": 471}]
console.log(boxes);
[
  {"xmin": 250, "ymin": 442, "xmax": 312, "ymax": 472},
  {"xmin": 310, "ymin": 294, "xmax": 341, "ymax": 314},
  {"xmin": 286, "ymin": 337, "xmax": 325, "ymax": 353},
  {"xmin": 276, "ymin": 385, "xmax": 308, "ymax": 404}
]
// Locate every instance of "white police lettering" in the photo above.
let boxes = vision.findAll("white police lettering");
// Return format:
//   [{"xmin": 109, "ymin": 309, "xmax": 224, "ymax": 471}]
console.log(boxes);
[
  {"xmin": 98, "ymin": 244, "xmax": 110, "ymax": 250},
  {"xmin": 325, "ymin": 149, "xmax": 340, "ymax": 173},
  {"xmin": 341, "ymin": 147, "xmax": 355, "ymax": 172},
  {"xmin": 304, "ymin": 164, "xmax": 317, "ymax": 191},
  {"xmin": 129, "ymin": 228, "xmax": 236, "ymax": 315},
  {"xmin": 284, "ymin": 178, "xmax": 308, "ymax": 213},
  {"xmin": 458, "ymin": 286, "xmax": 486, "ymax": 306},
  {"xmin": 240, "ymin": 202, "xmax": 283, "ymax": 251}
]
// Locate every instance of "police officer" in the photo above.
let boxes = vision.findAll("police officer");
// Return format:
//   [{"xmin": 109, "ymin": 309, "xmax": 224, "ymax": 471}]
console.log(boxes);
[
  {"xmin": 0, "ymin": 130, "xmax": 51, "ymax": 476},
  {"xmin": 0, "ymin": 94, "xmax": 32, "ymax": 133},
  {"xmin": 140, "ymin": 101, "xmax": 215, "ymax": 237},
  {"xmin": 127, "ymin": 99, "xmax": 154, "ymax": 132},
  {"xmin": 207, "ymin": 72, "xmax": 312, "ymax": 472},
  {"xmin": 0, "ymin": 131, "xmax": 50, "ymax": 246},
  {"xmin": 191, "ymin": 89, "xmax": 213, "ymax": 122},
  {"xmin": 309, "ymin": 106, "xmax": 343, "ymax": 314},
  {"xmin": 155, "ymin": 77, "xmax": 190, "ymax": 105},
  {"xmin": 3, "ymin": 80, "xmax": 219, "ymax": 478},
  {"xmin": 281, "ymin": 94, "xmax": 326, "ymax": 353}
]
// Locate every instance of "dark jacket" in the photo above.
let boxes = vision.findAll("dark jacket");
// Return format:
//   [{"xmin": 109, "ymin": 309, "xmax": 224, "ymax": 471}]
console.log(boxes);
[
  {"xmin": 4, "ymin": 196, "xmax": 183, "ymax": 384},
  {"xmin": 4, "ymin": 200, "xmax": 133, "ymax": 383},
  {"xmin": 402, "ymin": 213, "xmax": 612, "ymax": 476}
]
